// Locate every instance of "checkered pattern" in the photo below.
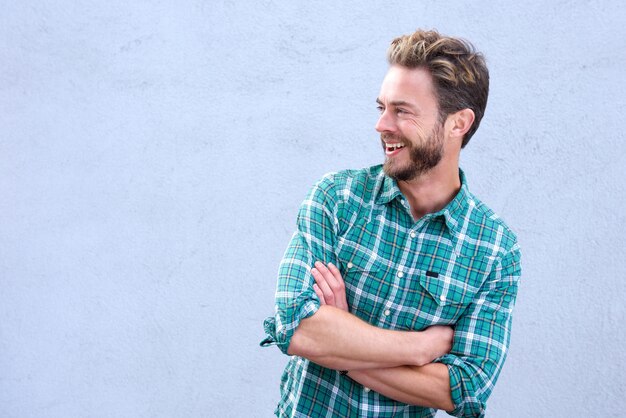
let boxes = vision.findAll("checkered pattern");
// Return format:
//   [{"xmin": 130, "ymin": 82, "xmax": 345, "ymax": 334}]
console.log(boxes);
[{"xmin": 262, "ymin": 165, "xmax": 521, "ymax": 417}]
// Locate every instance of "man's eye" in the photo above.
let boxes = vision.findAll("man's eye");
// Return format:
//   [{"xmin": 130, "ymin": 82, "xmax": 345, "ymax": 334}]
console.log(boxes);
[
  {"xmin": 396, "ymin": 108, "xmax": 407, "ymax": 115},
  {"xmin": 376, "ymin": 105, "xmax": 384, "ymax": 113}
]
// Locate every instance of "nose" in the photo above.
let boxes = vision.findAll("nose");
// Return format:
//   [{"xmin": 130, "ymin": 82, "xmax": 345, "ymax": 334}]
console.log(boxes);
[{"xmin": 375, "ymin": 109, "xmax": 395, "ymax": 134}]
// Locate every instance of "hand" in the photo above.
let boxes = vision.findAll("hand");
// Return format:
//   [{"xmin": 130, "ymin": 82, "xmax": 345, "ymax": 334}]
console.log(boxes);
[
  {"xmin": 311, "ymin": 261, "xmax": 349, "ymax": 312},
  {"xmin": 419, "ymin": 325, "xmax": 454, "ymax": 364}
]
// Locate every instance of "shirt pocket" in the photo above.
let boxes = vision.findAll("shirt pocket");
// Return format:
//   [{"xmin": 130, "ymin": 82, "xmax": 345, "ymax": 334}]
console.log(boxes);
[
  {"xmin": 402, "ymin": 271, "xmax": 479, "ymax": 330},
  {"xmin": 336, "ymin": 247, "xmax": 385, "ymax": 324}
]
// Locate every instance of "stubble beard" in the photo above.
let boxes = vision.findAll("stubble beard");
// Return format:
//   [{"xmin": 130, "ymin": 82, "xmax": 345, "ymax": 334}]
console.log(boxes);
[{"xmin": 382, "ymin": 125, "xmax": 444, "ymax": 182}]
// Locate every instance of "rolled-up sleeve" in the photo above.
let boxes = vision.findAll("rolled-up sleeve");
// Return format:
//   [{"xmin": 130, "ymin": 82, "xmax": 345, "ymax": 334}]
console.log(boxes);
[
  {"xmin": 261, "ymin": 174, "xmax": 341, "ymax": 354},
  {"xmin": 435, "ymin": 244, "xmax": 522, "ymax": 417}
]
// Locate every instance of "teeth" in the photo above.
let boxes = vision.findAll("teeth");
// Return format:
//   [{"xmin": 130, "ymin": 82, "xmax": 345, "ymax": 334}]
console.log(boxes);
[{"xmin": 386, "ymin": 143, "xmax": 405, "ymax": 151}]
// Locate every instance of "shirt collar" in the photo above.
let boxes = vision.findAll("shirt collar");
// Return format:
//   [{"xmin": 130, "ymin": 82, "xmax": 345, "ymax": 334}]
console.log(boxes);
[
  {"xmin": 434, "ymin": 168, "xmax": 471, "ymax": 233},
  {"xmin": 375, "ymin": 167, "xmax": 471, "ymax": 233},
  {"xmin": 374, "ymin": 168, "xmax": 404, "ymax": 205}
]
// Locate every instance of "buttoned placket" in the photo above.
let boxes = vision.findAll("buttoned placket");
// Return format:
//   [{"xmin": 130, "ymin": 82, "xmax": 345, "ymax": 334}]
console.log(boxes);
[{"xmin": 381, "ymin": 220, "xmax": 422, "ymax": 325}]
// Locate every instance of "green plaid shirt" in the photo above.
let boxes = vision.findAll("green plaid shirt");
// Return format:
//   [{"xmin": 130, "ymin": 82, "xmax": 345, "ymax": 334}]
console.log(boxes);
[{"xmin": 262, "ymin": 165, "xmax": 521, "ymax": 417}]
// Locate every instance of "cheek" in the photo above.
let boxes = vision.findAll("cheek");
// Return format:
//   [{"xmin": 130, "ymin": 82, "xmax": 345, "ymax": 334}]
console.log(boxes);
[{"xmin": 400, "ymin": 120, "xmax": 430, "ymax": 140}]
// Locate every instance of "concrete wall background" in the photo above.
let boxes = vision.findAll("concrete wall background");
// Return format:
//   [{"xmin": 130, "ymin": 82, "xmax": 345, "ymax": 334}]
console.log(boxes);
[{"xmin": 1, "ymin": 1, "xmax": 624, "ymax": 417}]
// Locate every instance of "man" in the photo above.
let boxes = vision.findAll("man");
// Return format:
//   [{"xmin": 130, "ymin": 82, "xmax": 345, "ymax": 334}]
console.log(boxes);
[{"xmin": 261, "ymin": 29, "xmax": 521, "ymax": 417}]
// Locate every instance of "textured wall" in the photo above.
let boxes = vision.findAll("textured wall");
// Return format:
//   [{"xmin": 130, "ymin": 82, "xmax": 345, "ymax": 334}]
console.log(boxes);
[{"xmin": 1, "ymin": 1, "xmax": 624, "ymax": 417}]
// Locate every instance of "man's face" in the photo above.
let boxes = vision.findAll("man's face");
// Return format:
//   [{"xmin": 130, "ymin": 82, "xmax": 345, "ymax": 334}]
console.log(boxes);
[{"xmin": 376, "ymin": 65, "xmax": 445, "ymax": 181}]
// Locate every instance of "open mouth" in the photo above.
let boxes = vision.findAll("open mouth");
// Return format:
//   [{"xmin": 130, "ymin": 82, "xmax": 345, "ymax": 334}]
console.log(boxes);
[{"xmin": 385, "ymin": 142, "xmax": 406, "ymax": 155}]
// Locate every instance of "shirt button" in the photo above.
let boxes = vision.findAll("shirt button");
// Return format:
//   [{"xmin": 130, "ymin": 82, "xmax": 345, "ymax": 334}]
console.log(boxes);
[
  {"xmin": 347, "ymin": 262, "xmax": 353, "ymax": 269},
  {"xmin": 439, "ymin": 295, "xmax": 446, "ymax": 302},
  {"xmin": 397, "ymin": 271, "xmax": 404, "ymax": 278},
  {"xmin": 364, "ymin": 387, "xmax": 371, "ymax": 393},
  {"xmin": 410, "ymin": 231, "xmax": 416, "ymax": 238},
  {"xmin": 384, "ymin": 309, "xmax": 391, "ymax": 316}
]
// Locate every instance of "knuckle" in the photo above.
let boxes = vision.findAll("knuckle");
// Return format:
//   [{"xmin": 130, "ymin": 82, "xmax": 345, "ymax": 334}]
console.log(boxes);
[{"xmin": 330, "ymin": 283, "xmax": 343, "ymax": 292}]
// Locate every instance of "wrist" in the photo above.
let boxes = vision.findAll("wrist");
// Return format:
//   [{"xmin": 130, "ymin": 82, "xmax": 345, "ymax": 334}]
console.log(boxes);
[
  {"xmin": 395, "ymin": 331, "xmax": 428, "ymax": 367},
  {"xmin": 410, "ymin": 331, "xmax": 432, "ymax": 366}
]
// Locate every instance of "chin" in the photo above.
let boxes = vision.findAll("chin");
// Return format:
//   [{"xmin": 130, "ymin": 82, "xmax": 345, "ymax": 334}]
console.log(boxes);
[{"xmin": 383, "ymin": 160, "xmax": 409, "ymax": 179}]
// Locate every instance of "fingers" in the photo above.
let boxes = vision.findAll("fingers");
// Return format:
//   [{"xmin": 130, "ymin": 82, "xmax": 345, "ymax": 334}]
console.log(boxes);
[
  {"xmin": 326, "ymin": 262, "xmax": 345, "ymax": 286},
  {"xmin": 315, "ymin": 261, "xmax": 345, "ymax": 291},
  {"xmin": 311, "ymin": 261, "xmax": 348, "ymax": 311},
  {"xmin": 313, "ymin": 283, "xmax": 326, "ymax": 305},
  {"xmin": 312, "ymin": 264, "xmax": 335, "ymax": 305}
]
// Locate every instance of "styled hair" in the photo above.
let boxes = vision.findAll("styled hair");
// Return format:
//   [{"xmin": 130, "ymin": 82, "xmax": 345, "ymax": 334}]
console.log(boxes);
[{"xmin": 387, "ymin": 30, "xmax": 489, "ymax": 147}]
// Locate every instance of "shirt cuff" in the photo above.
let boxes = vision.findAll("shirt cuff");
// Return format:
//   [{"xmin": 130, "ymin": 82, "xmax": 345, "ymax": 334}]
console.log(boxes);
[
  {"xmin": 434, "ymin": 354, "xmax": 484, "ymax": 417},
  {"xmin": 260, "ymin": 298, "xmax": 320, "ymax": 355}
]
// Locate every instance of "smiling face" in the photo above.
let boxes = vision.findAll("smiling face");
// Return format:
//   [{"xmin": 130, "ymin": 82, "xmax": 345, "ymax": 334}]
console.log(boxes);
[{"xmin": 376, "ymin": 65, "xmax": 445, "ymax": 181}]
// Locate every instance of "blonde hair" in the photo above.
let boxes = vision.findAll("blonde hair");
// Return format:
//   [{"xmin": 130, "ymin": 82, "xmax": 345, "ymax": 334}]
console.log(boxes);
[{"xmin": 387, "ymin": 30, "xmax": 489, "ymax": 147}]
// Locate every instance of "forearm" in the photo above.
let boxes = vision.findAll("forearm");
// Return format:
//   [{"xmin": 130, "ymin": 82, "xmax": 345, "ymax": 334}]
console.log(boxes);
[
  {"xmin": 287, "ymin": 305, "xmax": 435, "ymax": 370},
  {"xmin": 348, "ymin": 363, "xmax": 454, "ymax": 411}
]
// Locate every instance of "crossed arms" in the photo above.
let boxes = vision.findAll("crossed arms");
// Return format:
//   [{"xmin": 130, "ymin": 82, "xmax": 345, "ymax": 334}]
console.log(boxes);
[{"xmin": 289, "ymin": 261, "xmax": 455, "ymax": 411}]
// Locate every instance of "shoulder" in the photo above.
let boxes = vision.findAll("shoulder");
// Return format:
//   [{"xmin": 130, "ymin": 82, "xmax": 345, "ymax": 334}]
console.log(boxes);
[
  {"xmin": 463, "ymin": 192, "xmax": 520, "ymax": 258},
  {"xmin": 309, "ymin": 165, "xmax": 383, "ymax": 205},
  {"xmin": 302, "ymin": 166, "xmax": 383, "ymax": 229}
]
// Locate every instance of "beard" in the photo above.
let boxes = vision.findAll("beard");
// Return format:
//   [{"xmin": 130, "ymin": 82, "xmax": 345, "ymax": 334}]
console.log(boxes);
[{"xmin": 382, "ymin": 125, "xmax": 444, "ymax": 181}]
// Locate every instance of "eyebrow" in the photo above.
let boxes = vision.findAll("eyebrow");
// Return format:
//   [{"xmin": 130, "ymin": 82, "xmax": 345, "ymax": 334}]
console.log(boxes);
[{"xmin": 376, "ymin": 98, "xmax": 417, "ymax": 110}]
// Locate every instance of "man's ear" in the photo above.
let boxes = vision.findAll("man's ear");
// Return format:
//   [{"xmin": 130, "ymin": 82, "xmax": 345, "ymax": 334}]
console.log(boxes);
[{"xmin": 447, "ymin": 108, "xmax": 475, "ymax": 139}]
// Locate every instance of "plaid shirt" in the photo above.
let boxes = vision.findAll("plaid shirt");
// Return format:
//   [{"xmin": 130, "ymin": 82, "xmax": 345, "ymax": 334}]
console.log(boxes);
[{"xmin": 262, "ymin": 165, "xmax": 521, "ymax": 417}]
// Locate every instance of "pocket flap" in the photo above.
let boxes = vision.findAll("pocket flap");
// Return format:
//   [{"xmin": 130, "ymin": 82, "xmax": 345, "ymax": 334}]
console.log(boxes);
[
  {"xmin": 419, "ymin": 272, "xmax": 478, "ymax": 306},
  {"xmin": 337, "ymin": 246, "xmax": 382, "ymax": 275}
]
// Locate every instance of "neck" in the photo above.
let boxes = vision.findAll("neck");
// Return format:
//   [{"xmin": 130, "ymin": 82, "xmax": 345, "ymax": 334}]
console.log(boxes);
[{"xmin": 396, "ymin": 159, "xmax": 461, "ymax": 221}]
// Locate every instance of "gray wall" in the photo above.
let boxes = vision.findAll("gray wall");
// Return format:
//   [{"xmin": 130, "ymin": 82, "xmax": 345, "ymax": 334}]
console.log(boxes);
[{"xmin": 2, "ymin": 1, "xmax": 624, "ymax": 417}]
